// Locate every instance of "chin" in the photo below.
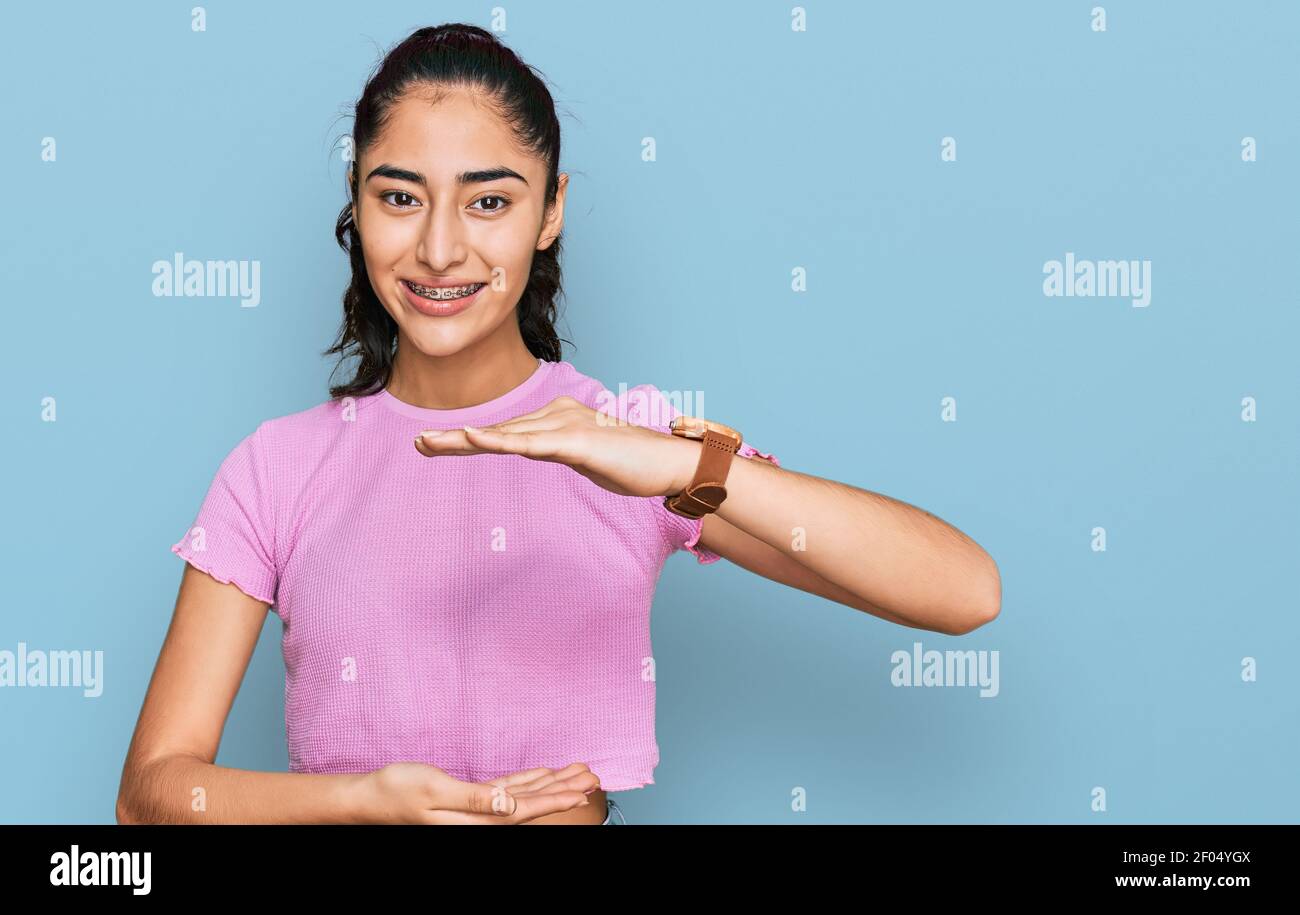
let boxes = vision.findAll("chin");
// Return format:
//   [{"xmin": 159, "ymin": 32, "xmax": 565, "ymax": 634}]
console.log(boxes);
[{"xmin": 400, "ymin": 328, "xmax": 477, "ymax": 359}]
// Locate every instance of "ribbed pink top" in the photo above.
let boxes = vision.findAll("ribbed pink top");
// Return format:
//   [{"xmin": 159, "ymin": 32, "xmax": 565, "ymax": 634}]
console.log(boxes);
[{"xmin": 170, "ymin": 359, "xmax": 779, "ymax": 790}]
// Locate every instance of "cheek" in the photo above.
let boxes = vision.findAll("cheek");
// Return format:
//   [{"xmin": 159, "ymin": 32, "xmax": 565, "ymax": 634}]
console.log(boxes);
[
  {"xmin": 477, "ymin": 222, "xmax": 542, "ymax": 291},
  {"xmin": 360, "ymin": 216, "xmax": 412, "ymax": 267}
]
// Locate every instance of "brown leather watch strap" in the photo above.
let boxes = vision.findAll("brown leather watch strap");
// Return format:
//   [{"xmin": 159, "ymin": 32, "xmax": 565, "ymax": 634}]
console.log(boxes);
[{"xmin": 664, "ymin": 417, "xmax": 742, "ymax": 519}]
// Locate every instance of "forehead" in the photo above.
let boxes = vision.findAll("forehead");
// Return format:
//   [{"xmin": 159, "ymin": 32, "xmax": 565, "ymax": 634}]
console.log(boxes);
[{"xmin": 362, "ymin": 86, "xmax": 538, "ymax": 180}]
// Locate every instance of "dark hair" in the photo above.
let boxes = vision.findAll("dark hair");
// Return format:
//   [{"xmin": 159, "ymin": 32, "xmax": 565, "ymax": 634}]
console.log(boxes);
[{"xmin": 324, "ymin": 23, "xmax": 572, "ymax": 400}]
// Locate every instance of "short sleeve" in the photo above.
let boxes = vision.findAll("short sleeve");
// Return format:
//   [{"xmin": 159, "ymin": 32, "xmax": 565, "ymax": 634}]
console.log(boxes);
[
  {"xmin": 619, "ymin": 384, "xmax": 781, "ymax": 564},
  {"xmin": 170, "ymin": 422, "xmax": 279, "ymax": 606}
]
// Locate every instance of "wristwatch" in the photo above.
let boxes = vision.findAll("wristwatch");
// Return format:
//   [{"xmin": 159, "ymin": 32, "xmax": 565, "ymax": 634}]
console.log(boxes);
[{"xmin": 663, "ymin": 415, "xmax": 743, "ymax": 519}]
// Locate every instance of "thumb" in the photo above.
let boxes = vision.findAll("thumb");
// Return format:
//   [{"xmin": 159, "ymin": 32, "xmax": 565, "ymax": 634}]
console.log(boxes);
[
  {"xmin": 443, "ymin": 777, "xmax": 516, "ymax": 816},
  {"xmin": 480, "ymin": 782, "xmax": 517, "ymax": 816}
]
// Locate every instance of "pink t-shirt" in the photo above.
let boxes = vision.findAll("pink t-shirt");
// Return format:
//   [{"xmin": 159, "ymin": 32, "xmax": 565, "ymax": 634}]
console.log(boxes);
[{"xmin": 170, "ymin": 358, "xmax": 779, "ymax": 791}]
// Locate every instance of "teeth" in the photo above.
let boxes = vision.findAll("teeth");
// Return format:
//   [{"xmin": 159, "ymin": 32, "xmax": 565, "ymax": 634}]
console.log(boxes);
[{"xmin": 405, "ymin": 280, "xmax": 484, "ymax": 300}]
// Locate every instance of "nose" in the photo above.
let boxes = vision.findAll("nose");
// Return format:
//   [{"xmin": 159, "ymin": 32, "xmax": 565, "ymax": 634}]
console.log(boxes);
[{"xmin": 415, "ymin": 196, "xmax": 469, "ymax": 271}]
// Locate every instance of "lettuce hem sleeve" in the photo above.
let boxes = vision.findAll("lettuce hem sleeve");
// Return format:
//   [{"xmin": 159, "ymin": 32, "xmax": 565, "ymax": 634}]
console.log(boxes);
[{"xmin": 171, "ymin": 541, "xmax": 277, "ymax": 608}]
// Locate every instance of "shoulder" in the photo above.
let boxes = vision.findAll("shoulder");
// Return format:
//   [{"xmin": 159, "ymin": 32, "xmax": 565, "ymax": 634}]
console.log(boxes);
[
  {"xmin": 257, "ymin": 397, "xmax": 344, "ymax": 436},
  {"xmin": 249, "ymin": 389, "xmax": 381, "ymax": 470}
]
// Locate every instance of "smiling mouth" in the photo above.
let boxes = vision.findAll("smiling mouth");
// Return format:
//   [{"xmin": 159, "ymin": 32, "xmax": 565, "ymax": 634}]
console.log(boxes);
[{"xmin": 402, "ymin": 279, "xmax": 486, "ymax": 301}]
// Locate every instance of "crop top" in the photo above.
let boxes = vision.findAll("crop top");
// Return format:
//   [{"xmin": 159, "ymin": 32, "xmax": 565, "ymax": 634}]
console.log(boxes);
[{"xmin": 170, "ymin": 358, "xmax": 780, "ymax": 791}]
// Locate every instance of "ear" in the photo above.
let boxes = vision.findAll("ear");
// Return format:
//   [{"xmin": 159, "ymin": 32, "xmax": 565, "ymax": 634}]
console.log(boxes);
[{"xmin": 537, "ymin": 172, "xmax": 568, "ymax": 251}]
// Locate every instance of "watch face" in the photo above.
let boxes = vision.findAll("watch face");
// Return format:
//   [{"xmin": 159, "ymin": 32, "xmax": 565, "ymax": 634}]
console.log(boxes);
[{"xmin": 670, "ymin": 415, "xmax": 741, "ymax": 442}]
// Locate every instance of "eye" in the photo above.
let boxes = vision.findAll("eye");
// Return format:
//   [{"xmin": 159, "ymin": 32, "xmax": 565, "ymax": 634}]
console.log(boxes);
[
  {"xmin": 470, "ymin": 195, "xmax": 511, "ymax": 214},
  {"xmin": 379, "ymin": 190, "xmax": 421, "ymax": 209}
]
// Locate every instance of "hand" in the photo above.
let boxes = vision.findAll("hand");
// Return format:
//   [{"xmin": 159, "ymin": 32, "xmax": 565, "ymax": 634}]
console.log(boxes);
[
  {"xmin": 412, "ymin": 395, "xmax": 697, "ymax": 498},
  {"xmin": 357, "ymin": 761, "xmax": 600, "ymax": 825}
]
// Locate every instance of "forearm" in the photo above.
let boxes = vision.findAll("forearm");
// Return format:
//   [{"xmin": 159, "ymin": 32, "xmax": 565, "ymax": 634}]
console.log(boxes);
[
  {"xmin": 709, "ymin": 449, "xmax": 1000, "ymax": 633},
  {"xmin": 118, "ymin": 753, "xmax": 366, "ymax": 825}
]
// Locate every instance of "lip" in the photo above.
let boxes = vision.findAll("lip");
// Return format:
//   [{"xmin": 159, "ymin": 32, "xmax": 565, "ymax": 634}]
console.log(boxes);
[
  {"xmin": 400, "ymin": 279, "xmax": 486, "ymax": 317},
  {"xmin": 405, "ymin": 276, "xmax": 484, "ymax": 288}
]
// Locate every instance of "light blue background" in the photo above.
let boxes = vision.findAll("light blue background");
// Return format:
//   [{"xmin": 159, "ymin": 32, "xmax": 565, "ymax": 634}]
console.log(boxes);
[{"xmin": 2, "ymin": 0, "xmax": 1296, "ymax": 824}]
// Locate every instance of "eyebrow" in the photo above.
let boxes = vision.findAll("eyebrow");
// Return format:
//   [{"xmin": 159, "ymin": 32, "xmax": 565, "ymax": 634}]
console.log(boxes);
[{"xmin": 365, "ymin": 164, "xmax": 529, "ymax": 187}]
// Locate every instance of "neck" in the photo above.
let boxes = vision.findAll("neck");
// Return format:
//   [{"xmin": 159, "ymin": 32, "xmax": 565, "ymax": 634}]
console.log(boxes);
[{"xmin": 386, "ymin": 337, "xmax": 540, "ymax": 410}]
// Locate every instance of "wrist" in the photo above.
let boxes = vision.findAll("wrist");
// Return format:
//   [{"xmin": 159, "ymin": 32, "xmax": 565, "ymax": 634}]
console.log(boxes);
[
  {"xmin": 664, "ymin": 435, "xmax": 701, "ymax": 497},
  {"xmin": 661, "ymin": 414, "xmax": 747, "ymax": 518},
  {"xmin": 338, "ymin": 772, "xmax": 376, "ymax": 824}
]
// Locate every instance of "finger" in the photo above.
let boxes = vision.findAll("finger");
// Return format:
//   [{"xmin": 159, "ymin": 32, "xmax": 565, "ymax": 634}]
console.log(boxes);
[
  {"xmin": 461, "ymin": 426, "xmax": 560, "ymax": 460},
  {"xmin": 549, "ymin": 762, "xmax": 595, "ymax": 778},
  {"xmin": 498, "ymin": 762, "xmax": 591, "ymax": 796},
  {"xmin": 429, "ymin": 790, "xmax": 593, "ymax": 825},
  {"xmin": 413, "ymin": 429, "xmax": 485, "ymax": 457},
  {"xmin": 439, "ymin": 778, "xmax": 522, "ymax": 817},
  {"xmin": 506, "ymin": 770, "xmax": 602, "ymax": 799},
  {"xmin": 483, "ymin": 769, "xmax": 567, "ymax": 797},
  {"xmin": 478, "ymin": 419, "xmax": 565, "ymax": 436},
  {"xmin": 483, "ymin": 767, "xmax": 556, "ymax": 788},
  {"xmin": 443, "ymin": 765, "xmax": 599, "ymax": 823},
  {"xmin": 501, "ymin": 769, "xmax": 596, "ymax": 797},
  {"xmin": 482, "ymin": 762, "xmax": 591, "ymax": 795},
  {"xmin": 496, "ymin": 790, "xmax": 595, "ymax": 823},
  {"xmin": 435, "ymin": 763, "xmax": 597, "ymax": 819}
]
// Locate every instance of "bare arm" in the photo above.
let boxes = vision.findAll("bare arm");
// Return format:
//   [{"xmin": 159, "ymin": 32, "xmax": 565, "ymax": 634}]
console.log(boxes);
[
  {"xmin": 116, "ymin": 564, "xmax": 365, "ymax": 824},
  {"xmin": 685, "ymin": 449, "xmax": 1001, "ymax": 636},
  {"xmin": 696, "ymin": 510, "xmax": 959, "ymax": 634},
  {"xmin": 118, "ymin": 564, "xmax": 597, "ymax": 824}
]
